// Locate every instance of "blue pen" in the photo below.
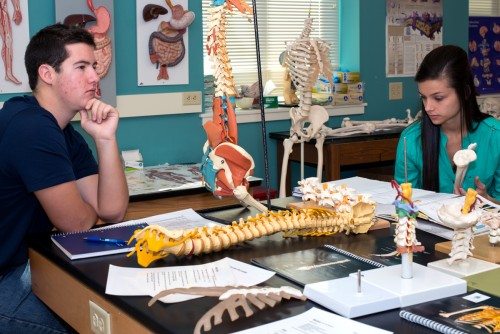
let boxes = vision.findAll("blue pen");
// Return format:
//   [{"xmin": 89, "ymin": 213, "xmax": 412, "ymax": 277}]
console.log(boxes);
[{"xmin": 84, "ymin": 237, "xmax": 127, "ymax": 244}]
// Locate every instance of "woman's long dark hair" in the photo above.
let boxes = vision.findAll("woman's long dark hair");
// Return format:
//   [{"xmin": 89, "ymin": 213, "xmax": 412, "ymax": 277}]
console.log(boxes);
[{"xmin": 415, "ymin": 45, "xmax": 489, "ymax": 192}]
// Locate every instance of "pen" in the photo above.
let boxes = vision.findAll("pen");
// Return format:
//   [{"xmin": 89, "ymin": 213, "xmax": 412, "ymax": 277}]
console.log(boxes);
[{"xmin": 84, "ymin": 237, "xmax": 127, "ymax": 244}]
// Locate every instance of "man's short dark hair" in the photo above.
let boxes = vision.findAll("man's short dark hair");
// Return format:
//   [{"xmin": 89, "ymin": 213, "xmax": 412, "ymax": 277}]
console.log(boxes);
[{"xmin": 25, "ymin": 23, "xmax": 96, "ymax": 91}]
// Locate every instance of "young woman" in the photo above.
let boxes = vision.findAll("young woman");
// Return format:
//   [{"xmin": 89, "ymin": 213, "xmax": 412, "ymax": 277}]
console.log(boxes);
[{"xmin": 394, "ymin": 45, "xmax": 500, "ymax": 204}]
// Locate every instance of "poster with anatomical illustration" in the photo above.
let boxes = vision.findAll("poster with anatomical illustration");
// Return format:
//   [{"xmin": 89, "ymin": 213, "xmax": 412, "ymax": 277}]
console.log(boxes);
[
  {"xmin": 469, "ymin": 17, "xmax": 500, "ymax": 94},
  {"xmin": 55, "ymin": 0, "xmax": 117, "ymax": 106},
  {"xmin": 0, "ymin": 0, "xmax": 30, "ymax": 94},
  {"xmin": 136, "ymin": 0, "xmax": 194, "ymax": 86},
  {"xmin": 386, "ymin": 0, "xmax": 443, "ymax": 77}
]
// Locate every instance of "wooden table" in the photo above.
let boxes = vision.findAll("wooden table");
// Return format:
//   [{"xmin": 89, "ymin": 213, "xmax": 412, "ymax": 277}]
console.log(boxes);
[
  {"xmin": 29, "ymin": 197, "xmax": 448, "ymax": 334},
  {"xmin": 270, "ymin": 128, "xmax": 403, "ymax": 196}
]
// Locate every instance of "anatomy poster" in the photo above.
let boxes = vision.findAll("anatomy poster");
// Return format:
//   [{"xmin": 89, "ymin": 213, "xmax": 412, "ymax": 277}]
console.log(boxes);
[
  {"xmin": 55, "ymin": 0, "xmax": 117, "ymax": 106},
  {"xmin": 386, "ymin": 0, "xmax": 443, "ymax": 77},
  {"xmin": 469, "ymin": 17, "xmax": 500, "ymax": 94},
  {"xmin": 136, "ymin": 0, "xmax": 193, "ymax": 86},
  {"xmin": 0, "ymin": 0, "xmax": 30, "ymax": 94}
]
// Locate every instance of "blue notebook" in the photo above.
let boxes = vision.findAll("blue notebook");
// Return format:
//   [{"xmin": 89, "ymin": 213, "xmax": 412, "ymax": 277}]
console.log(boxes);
[{"xmin": 51, "ymin": 221, "xmax": 148, "ymax": 260}]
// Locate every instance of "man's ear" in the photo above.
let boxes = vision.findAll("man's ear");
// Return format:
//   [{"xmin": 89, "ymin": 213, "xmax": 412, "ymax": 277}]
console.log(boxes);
[{"xmin": 38, "ymin": 64, "xmax": 55, "ymax": 85}]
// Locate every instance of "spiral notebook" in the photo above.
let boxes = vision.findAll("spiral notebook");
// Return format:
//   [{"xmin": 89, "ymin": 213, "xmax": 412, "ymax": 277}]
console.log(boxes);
[
  {"xmin": 399, "ymin": 290, "xmax": 500, "ymax": 334},
  {"xmin": 251, "ymin": 244, "xmax": 390, "ymax": 286},
  {"xmin": 51, "ymin": 221, "xmax": 149, "ymax": 260}
]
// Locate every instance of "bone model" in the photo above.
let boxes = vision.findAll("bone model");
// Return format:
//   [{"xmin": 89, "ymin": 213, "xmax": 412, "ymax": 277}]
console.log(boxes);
[
  {"xmin": 480, "ymin": 208, "xmax": 500, "ymax": 245},
  {"xmin": 148, "ymin": 286, "xmax": 306, "ymax": 334},
  {"xmin": 279, "ymin": 15, "xmax": 334, "ymax": 198},
  {"xmin": 128, "ymin": 196, "xmax": 376, "ymax": 267},
  {"xmin": 200, "ymin": 0, "xmax": 266, "ymax": 212},
  {"xmin": 298, "ymin": 177, "xmax": 374, "ymax": 213},
  {"xmin": 437, "ymin": 188, "xmax": 481, "ymax": 265},
  {"xmin": 453, "ymin": 143, "xmax": 477, "ymax": 190},
  {"xmin": 392, "ymin": 181, "xmax": 424, "ymax": 278}
]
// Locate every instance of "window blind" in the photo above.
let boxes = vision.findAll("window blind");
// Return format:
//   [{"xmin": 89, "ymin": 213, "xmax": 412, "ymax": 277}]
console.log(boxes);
[
  {"xmin": 201, "ymin": 0, "xmax": 339, "ymax": 97},
  {"xmin": 469, "ymin": 0, "xmax": 500, "ymax": 16}
]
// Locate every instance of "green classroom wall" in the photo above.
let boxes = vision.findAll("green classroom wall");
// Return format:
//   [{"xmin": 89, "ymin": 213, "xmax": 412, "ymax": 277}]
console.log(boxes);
[{"xmin": 0, "ymin": 0, "xmax": 469, "ymax": 192}]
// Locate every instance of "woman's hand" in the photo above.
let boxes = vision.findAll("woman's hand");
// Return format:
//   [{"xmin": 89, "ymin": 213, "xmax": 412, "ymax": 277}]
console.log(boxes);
[{"xmin": 456, "ymin": 176, "xmax": 500, "ymax": 204}]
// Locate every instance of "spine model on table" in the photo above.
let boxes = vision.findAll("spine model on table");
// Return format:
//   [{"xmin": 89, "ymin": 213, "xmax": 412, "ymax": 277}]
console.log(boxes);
[
  {"xmin": 128, "ymin": 186, "xmax": 376, "ymax": 267},
  {"xmin": 392, "ymin": 180, "xmax": 424, "ymax": 278},
  {"xmin": 481, "ymin": 209, "xmax": 500, "ymax": 245},
  {"xmin": 437, "ymin": 188, "xmax": 482, "ymax": 264},
  {"xmin": 200, "ymin": 0, "xmax": 267, "ymax": 213}
]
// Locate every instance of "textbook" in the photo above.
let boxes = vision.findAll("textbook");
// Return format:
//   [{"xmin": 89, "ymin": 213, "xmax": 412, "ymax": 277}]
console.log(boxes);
[
  {"xmin": 51, "ymin": 221, "xmax": 149, "ymax": 260},
  {"xmin": 251, "ymin": 244, "xmax": 398, "ymax": 286},
  {"xmin": 399, "ymin": 290, "xmax": 500, "ymax": 334},
  {"xmin": 51, "ymin": 208, "xmax": 223, "ymax": 260}
]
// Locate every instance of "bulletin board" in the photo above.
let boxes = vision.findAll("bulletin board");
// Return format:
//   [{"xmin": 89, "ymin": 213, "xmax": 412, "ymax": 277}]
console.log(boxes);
[{"xmin": 469, "ymin": 16, "xmax": 500, "ymax": 94}]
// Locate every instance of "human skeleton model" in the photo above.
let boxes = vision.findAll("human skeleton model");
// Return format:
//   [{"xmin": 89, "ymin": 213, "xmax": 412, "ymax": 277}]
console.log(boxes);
[
  {"xmin": 324, "ymin": 108, "xmax": 422, "ymax": 137},
  {"xmin": 148, "ymin": 286, "xmax": 306, "ymax": 334},
  {"xmin": 128, "ymin": 189, "xmax": 376, "ymax": 267},
  {"xmin": 279, "ymin": 16, "xmax": 335, "ymax": 198},
  {"xmin": 437, "ymin": 188, "xmax": 482, "ymax": 265},
  {"xmin": 0, "ymin": 0, "xmax": 22, "ymax": 85},
  {"xmin": 392, "ymin": 180, "xmax": 424, "ymax": 278},
  {"xmin": 201, "ymin": 0, "xmax": 266, "ymax": 212}
]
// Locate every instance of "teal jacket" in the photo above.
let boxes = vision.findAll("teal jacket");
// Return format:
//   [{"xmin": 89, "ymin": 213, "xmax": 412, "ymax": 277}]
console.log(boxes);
[{"xmin": 394, "ymin": 117, "xmax": 500, "ymax": 201}]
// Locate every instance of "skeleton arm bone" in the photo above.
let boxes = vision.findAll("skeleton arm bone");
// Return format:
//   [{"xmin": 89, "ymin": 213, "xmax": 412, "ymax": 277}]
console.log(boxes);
[{"xmin": 453, "ymin": 143, "xmax": 477, "ymax": 190}]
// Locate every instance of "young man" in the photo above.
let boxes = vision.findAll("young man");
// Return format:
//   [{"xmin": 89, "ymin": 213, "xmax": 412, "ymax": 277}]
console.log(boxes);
[{"xmin": 0, "ymin": 23, "xmax": 128, "ymax": 332}]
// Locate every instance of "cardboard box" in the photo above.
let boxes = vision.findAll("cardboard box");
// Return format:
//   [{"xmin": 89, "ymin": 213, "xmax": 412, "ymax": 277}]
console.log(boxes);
[
  {"xmin": 263, "ymin": 96, "xmax": 278, "ymax": 108},
  {"xmin": 332, "ymin": 93, "xmax": 351, "ymax": 105},
  {"xmin": 334, "ymin": 71, "xmax": 360, "ymax": 83},
  {"xmin": 347, "ymin": 82, "xmax": 364, "ymax": 93},
  {"xmin": 331, "ymin": 93, "xmax": 364, "ymax": 105},
  {"xmin": 334, "ymin": 83, "xmax": 348, "ymax": 93},
  {"xmin": 348, "ymin": 93, "xmax": 364, "ymax": 104}
]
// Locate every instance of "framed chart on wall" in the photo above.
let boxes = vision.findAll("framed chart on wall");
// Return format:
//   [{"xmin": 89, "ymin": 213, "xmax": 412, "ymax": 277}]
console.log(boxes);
[
  {"xmin": 55, "ymin": 0, "xmax": 117, "ymax": 106},
  {"xmin": 386, "ymin": 0, "xmax": 443, "ymax": 78},
  {"xmin": 0, "ymin": 0, "xmax": 30, "ymax": 94},
  {"xmin": 469, "ymin": 16, "xmax": 500, "ymax": 94},
  {"xmin": 136, "ymin": 0, "xmax": 194, "ymax": 87}
]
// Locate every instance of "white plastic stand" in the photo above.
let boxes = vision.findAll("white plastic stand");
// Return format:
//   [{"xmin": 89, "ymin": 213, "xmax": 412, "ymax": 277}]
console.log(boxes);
[
  {"xmin": 303, "ymin": 276, "xmax": 400, "ymax": 318},
  {"xmin": 427, "ymin": 257, "xmax": 500, "ymax": 278},
  {"xmin": 355, "ymin": 263, "xmax": 467, "ymax": 307},
  {"xmin": 303, "ymin": 263, "xmax": 467, "ymax": 318}
]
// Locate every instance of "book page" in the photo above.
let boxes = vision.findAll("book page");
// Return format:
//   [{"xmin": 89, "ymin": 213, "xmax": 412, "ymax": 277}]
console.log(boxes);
[
  {"xmin": 233, "ymin": 307, "xmax": 392, "ymax": 334},
  {"xmin": 105, "ymin": 257, "xmax": 275, "ymax": 303}
]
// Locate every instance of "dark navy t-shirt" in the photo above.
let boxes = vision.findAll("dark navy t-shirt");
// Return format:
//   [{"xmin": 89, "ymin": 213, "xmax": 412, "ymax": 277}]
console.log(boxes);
[{"xmin": 0, "ymin": 95, "xmax": 98, "ymax": 274}]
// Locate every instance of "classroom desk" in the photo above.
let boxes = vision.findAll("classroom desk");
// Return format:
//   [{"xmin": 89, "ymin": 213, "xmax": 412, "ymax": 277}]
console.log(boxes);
[
  {"xmin": 29, "ymin": 197, "xmax": 448, "ymax": 334},
  {"xmin": 270, "ymin": 128, "xmax": 403, "ymax": 196}
]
